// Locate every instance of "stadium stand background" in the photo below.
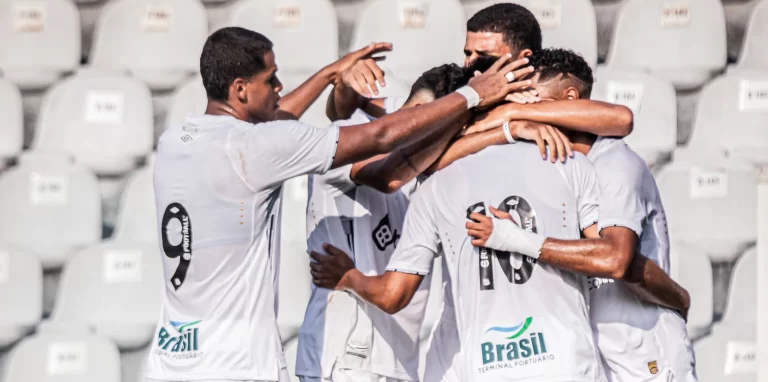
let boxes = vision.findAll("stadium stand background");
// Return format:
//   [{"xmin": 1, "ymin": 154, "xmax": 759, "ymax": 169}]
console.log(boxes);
[{"xmin": 0, "ymin": 0, "xmax": 767, "ymax": 381}]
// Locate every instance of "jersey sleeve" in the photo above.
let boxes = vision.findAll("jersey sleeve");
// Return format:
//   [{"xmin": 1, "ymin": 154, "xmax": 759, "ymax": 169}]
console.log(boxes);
[
  {"xmin": 385, "ymin": 178, "xmax": 439, "ymax": 275},
  {"xmin": 573, "ymin": 156, "xmax": 601, "ymax": 231},
  {"xmin": 239, "ymin": 120, "xmax": 340, "ymax": 190},
  {"xmin": 594, "ymin": 158, "xmax": 646, "ymax": 237}
]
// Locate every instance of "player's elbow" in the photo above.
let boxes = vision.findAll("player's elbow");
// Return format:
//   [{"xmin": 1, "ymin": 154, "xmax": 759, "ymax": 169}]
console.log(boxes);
[
  {"xmin": 378, "ymin": 288, "xmax": 413, "ymax": 315},
  {"xmin": 614, "ymin": 105, "xmax": 634, "ymax": 137},
  {"xmin": 605, "ymin": 254, "xmax": 632, "ymax": 280}
]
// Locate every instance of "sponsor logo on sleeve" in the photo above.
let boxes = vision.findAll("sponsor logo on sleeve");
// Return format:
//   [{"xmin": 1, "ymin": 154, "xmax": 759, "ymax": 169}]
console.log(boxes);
[
  {"xmin": 154, "ymin": 320, "xmax": 203, "ymax": 360},
  {"xmin": 479, "ymin": 317, "xmax": 555, "ymax": 374}
]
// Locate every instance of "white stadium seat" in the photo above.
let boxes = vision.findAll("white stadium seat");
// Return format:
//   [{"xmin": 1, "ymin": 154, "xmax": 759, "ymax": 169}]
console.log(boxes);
[
  {"xmin": 0, "ymin": 77, "xmax": 23, "ymax": 165},
  {"xmin": 606, "ymin": 0, "xmax": 727, "ymax": 90},
  {"xmin": 113, "ymin": 163, "xmax": 157, "ymax": 246},
  {"xmin": 0, "ymin": 0, "xmax": 80, "ymax": 90},
  {"xmin": 464, "ymin": 0, "xmax": 598, "ymax": 69},
  {"xmin": 0, "ymin": 152, "xmax": 101, "ymax": 269},
  {"xmin": 694, "ymin": 324, "xmax": 757, "ymax": 382},
  {"xmin": 722, "ymin": 247, "xmax": 757, "ymax": 326},
  {"xmin": 90, "ymin": 0, "xmax": 208, "ymax": 90},
  {"xmin": 165, "ymin": 74, "xmax": 206, "ymax": 131},
  {"xmin": 1, "ymin": 328, "xmax": 121, "ymax": 382},
  {"xmin": 687, "ymin": 72, "xmax": 768, "ymax": 167},
  {"xmin": 655, "ymin": 156, "xmax": 757, "ymax": 263},
  {"xmin": 0, "ymin": 246, "xmax": 42, "ymax": 349},
  {"xmin": 737, "ymin": 0, "xmax": 768, "ymax": 70},
  {"xmin": 351, "ymin": 0, "xmax": 466, "ymax": 85},
  {"xmin": 670, "ymin": 243, "xmax": 713, "ymax": 340},
  {"xmin": 51, "ymin": 241, "xmax": 163, "ymax": 350},
  {"xmin": 33, "ymin": 71, "xmax": 154, "ymax": 176},
  {"xmin": 225, "ymin": 0, "xmax": 339, "ymax": 80},
  {"xmin": 278, "ymin": 176, "xmax": 312, "ymax": 340},
  {"xmin": 591, "ymin": 67, "xmax": 677, "ymax": 167}
]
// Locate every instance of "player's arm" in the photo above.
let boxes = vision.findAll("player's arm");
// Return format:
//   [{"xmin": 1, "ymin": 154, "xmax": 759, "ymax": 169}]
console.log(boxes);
[
  {"xmin": 325, "ymin": 52, "xmax": 390, "ymax": 121},
  {"xmin": 331, "ymin": 56, "xmax": 535, "ymax": 169},
  {"xmin": 466, "ymin": 100, "xmax": 634, "ymax": 138},
  {"xmin": 623, "ymin": 253, "xmax": 691, "ymax": 320},
  {"xmin": 278, "ymin": 43, "xmax": 393, "ymax": 120},
  {"xmin": 426, "ymin": 120, "xmax": 575, "ymax": 174},
  {"xmin": 310, "ymin": 245, "xmax": 425, "ymax": 314}
]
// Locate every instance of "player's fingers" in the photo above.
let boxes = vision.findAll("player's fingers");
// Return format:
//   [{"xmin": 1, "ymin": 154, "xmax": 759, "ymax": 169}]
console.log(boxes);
[
  {"xmin": 309, "ymin": 251, "xmax": 326, "ymax": 263},
  {"xmin": 359, "ymin": 66, "xmax": 378, "ymax": 96},
  {"xmin": 474, "ymin": 71, "xmax": 481, "ymax": 77},
  {"xmin": 465, "ymin": 221, "xmax": 488, "ymax": 232},
  {"xmin": 366, "ymin": 42, "xmax": 393, "ymax": 56},
  {"xmin": 353, "ymin": 73, "xmax": 373, "ymax": 98},
  {"xmin": 364, "ymin": 59, "xmax": 386, "ymax": 88},
  {"xmin": 504, "ymin": 80, "xmax": 534, "ymax": 93},
  {"xmin": 488, "ymin": 53, "xmax": 513, "ymax": 73},
  {"xmin": 500, "ymin": 58, "xmax": 532, "ymax": 77},
  {"xmin": 533, "ymin": 134, "xmax": 547, "ymax": 160},
  {"xmin": 506, "ymin": 65, "xmax": 535, "ymax": 83},
  {"xmin": 505, "ymin": 93, "xmax": 528, "ymax": 105},
  {"xmin": 467, "ymin": 229, "xmax": 487, "ymax": 239},
  {"xmin": 489, "ymin": 207, "xmax": 514, "ymax": 222},
  {"xmin": 471, "ymin": 239, "xmax": 486, "ymax": 247},
  {"xmin": 469, "ymin": 212, "xmax": 491, "ymax": 224},
  {"xmin": 345, "ymin": 74, "xmax": 367, "ymax": 98},
  {"xmin": 554, "ymin": 128, "xmax": 574, "ymax": 158},
  {"xmin": 540, "ymin": 130, "xmax": 557, "ymax": 163},
  {"xmin": 545, "ymin": 124, "xmax": 566, "ymax": 163},
  {"xmin": 322, "ymin": 243, "xmax": 346, "ymax": 258}
]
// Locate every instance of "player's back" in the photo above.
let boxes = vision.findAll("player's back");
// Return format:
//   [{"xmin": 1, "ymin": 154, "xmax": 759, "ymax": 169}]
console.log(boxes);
[
  {"xmin": 148, "ymin": 114, "xmax": 338, "ymax": 381},
  {"xmin": 425, "ymin": 143, "xmax": 604, "ymax": 381}
]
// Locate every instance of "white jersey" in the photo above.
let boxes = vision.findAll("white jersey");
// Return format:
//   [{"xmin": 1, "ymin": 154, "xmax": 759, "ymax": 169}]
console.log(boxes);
[
  {"xmin": 387, "ymin": 143, "xmax": 606, "ymax": 382},
  {"xmin": 297, "ymin": 103, "xmax": 429, "ymax": 381},
  {"xmin": 586, "ymin": 138, "xmax": 697, "ymax": 382},
  {"xmin": 147, "ymin": 114, "xmax": 339, "ymax": 381}
]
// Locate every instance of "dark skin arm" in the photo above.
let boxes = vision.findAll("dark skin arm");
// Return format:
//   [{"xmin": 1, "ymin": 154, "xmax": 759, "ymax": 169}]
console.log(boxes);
[
  {"xmin": 468, "ymin": 209, "xmax": 690, "ymax": 319},
  {"xmin": 466, "ymin": 100, "xmax": 634, "ymax": 138},
  {"xmin": 310, "ymin": 244, "xmax": 424, "ymax": 314},
  {"xmin": 331, "ymin": 56, "xmax": 535, "ymax": 169}
]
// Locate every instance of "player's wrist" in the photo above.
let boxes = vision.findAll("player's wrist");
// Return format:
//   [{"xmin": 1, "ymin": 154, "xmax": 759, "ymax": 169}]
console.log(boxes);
[
  {"xmin": 338, "ymin": 268, "xmax": 362, "ymax": 291},
  {"xmin": 455, "ymin": 86, "xmax": 482, "ymax": 109},
  {"xmin": 485, "ymin": 218, "xmax": 545, "ymax": 259}
]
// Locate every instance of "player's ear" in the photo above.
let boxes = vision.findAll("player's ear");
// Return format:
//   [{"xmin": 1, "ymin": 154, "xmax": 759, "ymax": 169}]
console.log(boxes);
[
  {"xmin": 565, "ymin": 87, "xmax": 580, "ymax": 100},
  {"xmin": 232, "ymin": 78, "xmax": 249, "ymax": 104},
  {"xmin": 516, "ymin": 49, "xmax": 533, "ymax": 60}
]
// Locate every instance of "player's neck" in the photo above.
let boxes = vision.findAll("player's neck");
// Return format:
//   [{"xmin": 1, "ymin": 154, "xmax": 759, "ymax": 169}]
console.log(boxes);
[
  {"xmin": 206, "ymin": 100, "xmax": 250, "ymax": 122},
  {"xmin": 569, "ymin": 132, "xmax": 597, "ymax": 156}
]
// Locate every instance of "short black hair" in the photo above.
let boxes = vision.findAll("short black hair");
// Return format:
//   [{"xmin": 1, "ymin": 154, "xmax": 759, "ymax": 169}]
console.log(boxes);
[
  {"xmin": 200, "ymin": 27, "xmax": 274, "ymax": 101},
  {"xmin": 530, "ymin": 48, "xmax": 594, "ymax": 96},
  {"xmin": 467, "ymin": 3, "xmax": 543, "ymax": 55},
  {"xmin": 408, "ymin": 64, "xmax": 467, "ymax": 101}
]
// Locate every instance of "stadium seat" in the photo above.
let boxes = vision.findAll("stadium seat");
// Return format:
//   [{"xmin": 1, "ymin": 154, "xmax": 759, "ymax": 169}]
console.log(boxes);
[
  {"xmin": 89, "ymin": 0, "xmax": 208, "ymax": 91},
  {"xmin": 278, "ymin": 176, "xmax": 312, "ymax": 340},
  {"xmin": 112, "ymin": 163, "xmax": 157, "ymax": 245},
  {"xmin": 1, "ymin": 328, "xmax": 121, "ymax": 382},
  {"xmin": 0, "ymin": 246, "xmax": 42, "ymax": 349},
  {"xmin": 32, "ymin": 70, "xmax": 154, "ymax": 176},
  {"xmin": 736, "ymin": 0, "xmax": 768, "ymax": 70},
  {"xmin": 0, "ymin": 152, "xmax": 101, "ymax": 269},
  {"xmin": 669, "ymin": 243, "xmax": 713, "ymax": 340},
  {"xmin": 0, "ymin": 0, "xmax": 80, "ymax": 90},
  {"xmin": 722, "ymin": 247, "xmax": 757, "ymax": 325},
  {"xmin": 224, "ymin": 0, "xmax": 339, "ymax": 81},
  {"xmin": 591, "ymin": 66, "xmax": 677, "ymax": 167},
  {"xmin": 694, "ymin": 324, "xmax": 757, "ymax": 382},
  {"xmin": 464, "ymin": 0, "xmax": 598, "ymax": 68},
  {"xmin": 51, "ymin": 241, "xmax": 163, "ymax": 350},
  {"xmin": 0, "ymin": 78, "xmax": 23, "ymax": 165},
  {"xmin": 165, "ymin": 74, "xmax": 206, "ymax": 132},
  {"xmin": 655, "ymin": 156, "xmax": 757, "ymax": 263},
  {"xmin": 351, "ymin": 0, "xmax": 466, "ymax": 84},
  {"xmin": 686, "ymin": 71, "xmax": 768, "ymax": 167},
  {"xmin": 606, "ymin": 0, "xmax": 727, "ymax": 91}
]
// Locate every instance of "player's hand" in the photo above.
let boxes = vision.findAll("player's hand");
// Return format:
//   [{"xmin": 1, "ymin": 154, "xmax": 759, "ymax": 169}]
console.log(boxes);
[
  {"xmin": 468, "ymin": 55, "xmax": 535, "ymax": 109},
  {"xmin": 310, "ymin": 243, "xmax": 357, "ymax": 291},
  {"xmin": 466, "ymin": 208, "xmax": 518, "ymax": 248},
  {"xmin": 505, "ymin": 89, "xmax": 541, "ymax": 104},
  {"xmin": 331, "ymin": 42, "xmax": 393, "ymax": 97},
  {"xmin": 512, "ymin": 121, "xmax": 573, "ymax": 163},
  {"xmin": 462, "ymin": 104, "xmax": 516, "ymax": 136}
]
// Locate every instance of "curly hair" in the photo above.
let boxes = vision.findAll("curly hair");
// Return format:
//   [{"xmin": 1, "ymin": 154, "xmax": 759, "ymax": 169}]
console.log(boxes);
[
  {"xmin": 529, "ymin": 48, "xmax": 594, "ymax": 96},
  {"xmin": 467, "ymin": 3, "xmax": 543, "ymax": 55},
  {"xmin": 409, "ymin": 64, "xmax": 468, "ymax": 100}
]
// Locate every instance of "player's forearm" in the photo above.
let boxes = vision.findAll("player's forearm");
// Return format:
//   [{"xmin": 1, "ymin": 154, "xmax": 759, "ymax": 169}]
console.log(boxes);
[
  {"xmin": 279, "ymin": 66, "xmax": 337, "ymax": 120},
  {"xmin": 342, "ymin": 270, "xmax": 415, "ymax": 314},
  {"xmin": 623, "ymin": 255, "xmax": 691, "ymax": 319},
  {"xmin": 333, "ymin": 93, "xmax": 471, "ymax": 168},
  {"xmin": 539, "ymin": 237, "xmax": 631, "ymax": 279},
  {"xmin": 426, "ymin": 127, "xmax": 508, "ymax": 174},
  {"xmin": 326, "ymin": 81, "xmax": 367, "ymax": 122},
  {"xmin": 507, "ymin": 100, "xmax": 633, "ymax": 137}
]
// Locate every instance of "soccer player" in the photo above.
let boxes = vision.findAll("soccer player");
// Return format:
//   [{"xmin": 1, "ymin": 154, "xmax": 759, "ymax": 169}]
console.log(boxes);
[
  {"xmin": 326, "ymin": 3, "xmax": 547, "ymax": 122},
  {"xmin": 309, "ymin": 112, "xmax": 609, "ymax": 381},
  {"xmin": 466, "ymin": 49, "xmax": 696, "ymax": 381},
  {"xmin": 146, "ymin": 26, "xmax": 532, "ymax": 382}
]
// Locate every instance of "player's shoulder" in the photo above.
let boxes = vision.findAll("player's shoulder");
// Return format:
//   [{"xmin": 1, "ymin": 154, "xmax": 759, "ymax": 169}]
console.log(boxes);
[{"xmin": 590, "ymin": 139, "xmax": 650, "ymax": 185}]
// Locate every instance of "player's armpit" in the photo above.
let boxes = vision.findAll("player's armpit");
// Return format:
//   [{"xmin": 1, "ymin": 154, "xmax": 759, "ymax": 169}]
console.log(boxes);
[{"xmin": 623, "ymin": 255, "xmax": 691, "ymax": 321}]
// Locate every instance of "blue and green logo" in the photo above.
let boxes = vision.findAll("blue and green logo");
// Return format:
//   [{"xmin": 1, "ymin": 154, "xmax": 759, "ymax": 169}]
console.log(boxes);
[
  {"xmin": 480, "ymin": 317, "xmax": 554, "ymax": 370},
  {"xmin": 157, "ymin": 320, "xmax": 201, "ymax": 353}
]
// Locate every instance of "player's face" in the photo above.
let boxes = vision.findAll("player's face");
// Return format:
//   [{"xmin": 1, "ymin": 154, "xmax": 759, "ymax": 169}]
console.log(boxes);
[
  {"xmin": 244, "ymin": 51, "xmax": 283, "ymax": 123},
  {"xmin": 463, "ymin": 32, "xmax": 514, "ymax": 67}
]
